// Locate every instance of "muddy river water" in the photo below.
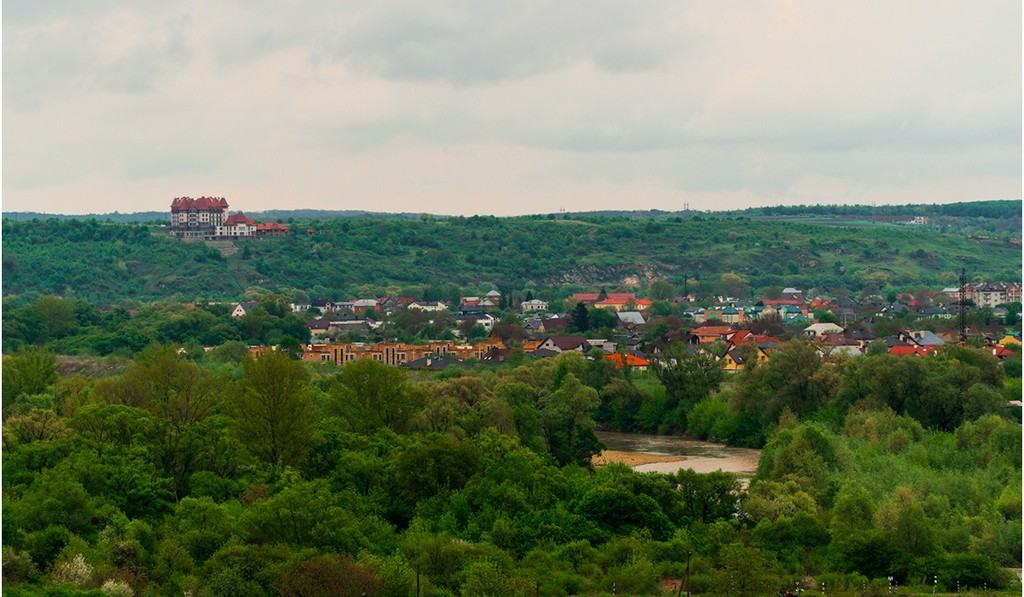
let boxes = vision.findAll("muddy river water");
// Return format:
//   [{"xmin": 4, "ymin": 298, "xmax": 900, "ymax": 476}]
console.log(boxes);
[{"xmin": 594, "ymin": 431, "xmax": 762, "ymax": 478}]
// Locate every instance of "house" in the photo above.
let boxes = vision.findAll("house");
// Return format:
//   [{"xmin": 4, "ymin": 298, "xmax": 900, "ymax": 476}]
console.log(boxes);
[
  {"xmin": 588, "ymin": 339, "xmax": 617, "ymax": 354},
  {"xmin": 231, "ymin": 301, "xmax": 258, "ymax": 318},
  {"xmin": 616, "ymin": 311, "xmax": 646, "ymax": 327},
  {"xmin": 307, "ymin": 318, "xmax": 331, "ymax": 337},
  {"xmin": 480, "ymin": 290, "xmax": 502, "ymax": 309},
  {"xmin": 603, "ymin": 353, "xmax": 651, "ymax": 370},
  {"xmin": 900, "ymin": 330, "xmax": 945, "ymax": 347},
  {"xmin": 690, "ymin": 325, "xmax": 734, "ymax": 345},
  {"xmin": 217, "ymin": 212, "xmax": 257, "ymax": 239},
  {"xmin": 720, "ymin": 306, "xmax": 744, "ymax": 325},
  {"xmin": 917, "ymin": 305, "xmax": 952, "ymax": 319},
  {"xmin": 521, "ymin": 299, "xmax": 549, "ymax": 312},
  {"xmin": 256, "ymin": 222, "xmax": 290, "ymax": 236},
  {"xmin": 997, "ymin": 335, "xmax": 1022, "ymax": 347},
  {"xmin": 889, "ymin": 345, "xmax": 936, "ymax": 357},
  {"xmin": 538, "ymin": 336, "xmax": 592, "ymax": 353},
  {"xmin": 987, "ymin": 346, "xmax": 1013, "ymax": 360},
  {"xmin": 330, "ymin": 320, "xmax": 371, "ymax": 338},
  {"xmin": 721, "ymin": 350, "xmax": 746, "ymax": 372},
  {"xmin": 594, "ymin": 297, "xmax": 653, "ymax": 312},
  {"xmin": 538, "ymin": 318, "xmax": 570, "ymax": 333},
  {"xmin": 457, "ymin": 313, "xmax": 496, "ymax": 332},
  {"xmin": 311, "ymin": 299, "xmax": 335, "ymax": 312},
  {"xmin": 408, "ymin": 301, "xmax": 449, "ymax": 312},
  {"xmin": 522, "ymin": 317, "xmax": 544, "ymax": 333},
  {"xmin": 802, "ymin": 322, "xmax": 844, "ymax": 337},
  {"xmin": 348, "ymin": 299, "xmax": 382, "ymax": 316},
  {"xmin": 291, "ymin": 301, "xmax": 312, "ymax": 313}
]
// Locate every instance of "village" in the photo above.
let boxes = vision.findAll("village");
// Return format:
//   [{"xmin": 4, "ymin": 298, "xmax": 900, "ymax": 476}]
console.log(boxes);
[{"xmin": 222, "ymin": 283, "xmax": 1024, "ymax": 371}]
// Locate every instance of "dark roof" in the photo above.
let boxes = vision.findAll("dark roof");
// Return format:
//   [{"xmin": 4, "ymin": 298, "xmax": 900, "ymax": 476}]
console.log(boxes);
[
  {"xmin": 529, "ymin": 348, "xmax": 561, "ymax": 358},
  {"xmin": 546, "ymin": 335, "xmax": 591, "ymax": 351},
  {"xmin": 401, "ymin": 356, "xmax": 465, "ymax": 369}
]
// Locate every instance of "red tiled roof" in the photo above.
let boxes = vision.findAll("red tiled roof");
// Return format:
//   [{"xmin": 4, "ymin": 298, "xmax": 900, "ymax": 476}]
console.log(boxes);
[
  {"xmin": 889, "ymin": 345, "xmax": 935, "ymax": 357},
  {"xmin": 170, "ymin": 196, "xmax": 228, "ymax": 211},
  {"xmin": 604, "ymin": 353, "xmax": 651, "ymax": 368},
  {"xmin": 572, "ymin": 293, "xmax": 601, "ymax": 302},
  {"xmin": 256, "ymin": 221, "xmax": 289, "ymax": 231},
  {"xmin": 989, "ymin": 346, "xmax": 1012, "ymax": 358},
  {"xmin": 224, "ymin": 212, "xmax": 256, "ymax": 226},
  {"xmin": 692, "ymin": 325, "xmax": 734, "ymax": 337}
]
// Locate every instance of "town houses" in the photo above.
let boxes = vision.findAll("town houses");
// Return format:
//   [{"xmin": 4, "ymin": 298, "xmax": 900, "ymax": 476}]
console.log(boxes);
[{"xmin": 219, "ymin": 279, "xmax": 1020, "ymax": 373}]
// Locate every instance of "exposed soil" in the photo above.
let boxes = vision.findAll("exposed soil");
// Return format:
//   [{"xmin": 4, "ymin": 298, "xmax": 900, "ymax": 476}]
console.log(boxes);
[
  {"xmin": 593, "ymin": 431, "xmax": 762, "ymax": 479},
  {"xmin": 592, "ymin": 450, "xmax": 687, "ymax": 468}
]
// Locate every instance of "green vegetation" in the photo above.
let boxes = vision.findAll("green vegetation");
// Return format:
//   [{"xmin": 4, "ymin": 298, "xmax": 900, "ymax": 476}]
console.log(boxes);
[
  {"xmin": 3, "ymin": 209, "xmax": 1021, "ymax": 304},
  {"xmin": 3, "ymin": 339, "xmax": 1020, "ymax": 595},
  {"xmin": 3, "ymin": 204, "xmax": 1020, "ymax": 593}
]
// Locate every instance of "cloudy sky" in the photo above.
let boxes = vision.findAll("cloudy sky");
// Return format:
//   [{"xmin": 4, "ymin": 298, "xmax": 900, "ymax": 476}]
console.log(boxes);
[{"xmin": 3, "ymin": 1, "xmax": 1021, "ymax": 216}]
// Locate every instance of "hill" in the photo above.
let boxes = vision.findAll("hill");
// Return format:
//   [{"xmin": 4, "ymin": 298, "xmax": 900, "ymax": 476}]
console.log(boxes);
[{"xmin": 2, "ymin": 211, "xmax": 1020, "ymax": 303}]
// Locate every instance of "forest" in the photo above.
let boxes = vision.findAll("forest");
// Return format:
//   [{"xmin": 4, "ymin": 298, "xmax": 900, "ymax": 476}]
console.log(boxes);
[
  {"xmin": 3, "ymin": 334, "xmax": 1021, "ymax": 595},
  {"xmin": 3, "ymin": 204, "xmax": 1021, "ymax": 595},
  {"xmin": 2, "ymin": 209, "xmax": 1021, "ymax": 305}
]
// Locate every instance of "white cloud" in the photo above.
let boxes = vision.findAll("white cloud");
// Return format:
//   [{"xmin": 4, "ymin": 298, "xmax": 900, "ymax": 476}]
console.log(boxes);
[{"xmin": 3, "ymin": 0, "xmax": 1020, "ymax": 215}]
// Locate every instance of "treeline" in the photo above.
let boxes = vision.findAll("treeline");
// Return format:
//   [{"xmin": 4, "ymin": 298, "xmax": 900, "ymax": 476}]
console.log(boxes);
[
  {"xmin": 4, "ymin": 215, "xmax": 1021, "ymax": 305},
  {"xmin": 2, "ymin": 295, "xmax": 310, "ymax": 356},
  {"xmin": 727, "ymin": 200, "xmax": 1022, "ymax": 220},
  {"xmin": 7, "ymin": 199, "xmax": 1018, "ymax": 224},
  {"xmin": 2, "ymin": 337, "xmax": 1020, "ymax": 595}
]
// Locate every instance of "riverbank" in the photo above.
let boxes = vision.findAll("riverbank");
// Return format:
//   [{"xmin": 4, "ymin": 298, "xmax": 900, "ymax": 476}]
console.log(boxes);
[
  {"xmin": 591, "ymin": 450, "xmax": 687, "ymax": 468},
  {"xmin": 593, "ymin": 431, "xmax": 762, "ymax": 478}
]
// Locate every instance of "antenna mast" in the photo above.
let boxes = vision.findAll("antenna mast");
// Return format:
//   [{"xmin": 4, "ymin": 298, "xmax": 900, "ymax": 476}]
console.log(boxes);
[{"xmin": 958, "ymin": 268, "xmax": 969, "ymax": 345}]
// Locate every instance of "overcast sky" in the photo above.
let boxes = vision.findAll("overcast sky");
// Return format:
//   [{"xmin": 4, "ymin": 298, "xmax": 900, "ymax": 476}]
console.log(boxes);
[{"xmin": 3, "ymin": 1, "xmax": 1021, "ymax": 216}]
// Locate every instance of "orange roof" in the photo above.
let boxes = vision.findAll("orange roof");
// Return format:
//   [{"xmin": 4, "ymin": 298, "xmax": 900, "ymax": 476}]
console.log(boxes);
[
  {"xmin": 889, "ymin": 345, "xmax": 935, "ymax": 357},
  {"xmin": 692, "ymin": 325, "xmax": 734, "ymax": 337},
  {"xmin": 224, "ymin": 212, "xmax": 256, "ymax": 226},
  {"xmin": 256, "ymin": 221, "xmax": 289, "ymax": 231},
  {"xmin": 604, "ymin": 353, "xmax": 651, "ymax": 368}
]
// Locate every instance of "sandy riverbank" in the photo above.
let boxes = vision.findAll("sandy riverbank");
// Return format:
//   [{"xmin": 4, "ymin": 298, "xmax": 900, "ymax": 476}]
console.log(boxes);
[
  {"xmin": 591, "ymin": 450, "xmax": 687, "ymax": 468},
  {"xmin": 592, "ymin": 448, "xmax": 760, "ymax": 477}
]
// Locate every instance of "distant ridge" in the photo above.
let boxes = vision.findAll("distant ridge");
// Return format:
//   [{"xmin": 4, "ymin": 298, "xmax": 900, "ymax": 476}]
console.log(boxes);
[{"xmin": 3, "ymin": 199, "xmax": 1019, "ymax": 223}]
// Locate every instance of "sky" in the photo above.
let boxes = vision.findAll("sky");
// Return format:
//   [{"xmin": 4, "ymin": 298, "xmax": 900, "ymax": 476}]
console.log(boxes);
[{"xmin": 3, "ymin": 1, "xmax": 1021, "ymax": 216}]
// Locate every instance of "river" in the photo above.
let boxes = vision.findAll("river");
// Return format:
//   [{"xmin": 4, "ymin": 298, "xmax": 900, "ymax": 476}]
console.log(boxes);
[{"xmin": 595, "ymin": 431, "xmax": 762, "ymax": 478}]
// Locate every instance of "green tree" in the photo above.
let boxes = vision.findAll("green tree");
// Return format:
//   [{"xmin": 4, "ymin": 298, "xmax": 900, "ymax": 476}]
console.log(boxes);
[
  {"xmin": 35, "ymin": 294, "xmax": 78, "ymax": 340},
  {"xmin": 328, "ymin": 359, "xmax": 425, "ymax": 434},
  {"xmin": 539, "ymin": 373, "xmax": 602, "ymax": 466},
  {"xmin": 650, "ymin": 342, "xmax": 725, "ymax": 431},
  {"xmin": 226, "ymin": 350, "xmax": 314, "ymax": 469},
  {"xmin": 2, "ymin": 347, "xmax": 58, "ymax": 418},
  {"xmin": 571, "ymin": 301, "xmax": 590, "ymax": 332},
  {"xmin": 648, "ymin": 279, "xmax": 675, "ymax": 301},
  {"xmin": 673, "ymin": 469, "xmax": 741, "ymax": 524}
]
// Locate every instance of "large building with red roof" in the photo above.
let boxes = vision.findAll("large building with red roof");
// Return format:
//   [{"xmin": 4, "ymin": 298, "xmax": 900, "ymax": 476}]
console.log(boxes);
[
  {"xmin": 170, "ymin": 196, "xmax": 229, "ymax": 238},
  {"xmin": 170, "ymin": 197, "xmax": 290, "ymax": 240}
]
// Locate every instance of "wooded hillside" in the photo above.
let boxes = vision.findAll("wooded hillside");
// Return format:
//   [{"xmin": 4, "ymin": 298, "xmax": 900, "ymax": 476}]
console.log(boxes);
[{"xmin": 3, "ymin": 211, "xmax": 1020, "ymax": 304}]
